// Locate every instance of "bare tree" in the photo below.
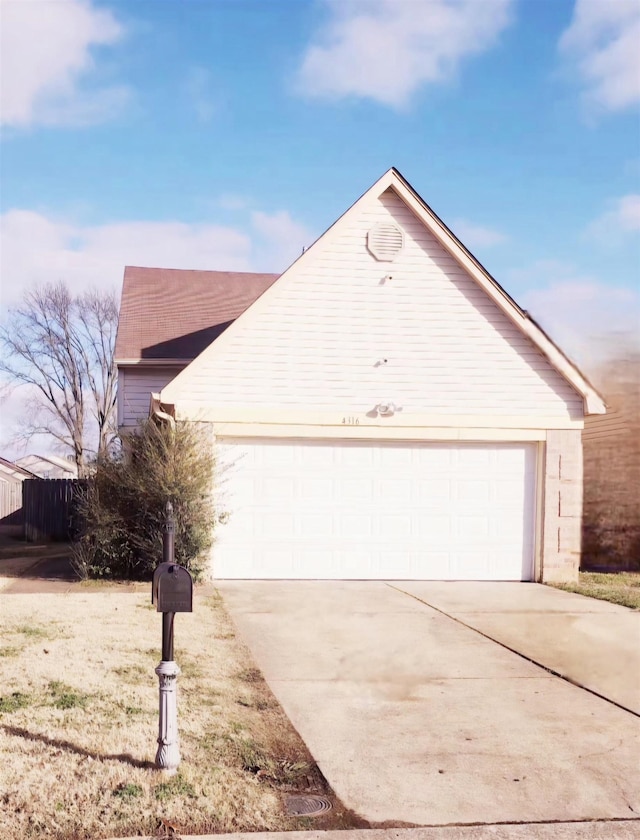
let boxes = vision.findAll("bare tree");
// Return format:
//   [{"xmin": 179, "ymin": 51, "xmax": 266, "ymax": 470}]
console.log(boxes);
[
  {"xmin": 76, "ymin": 290, "xmax": 119, "ymax": 461},
  {"xmin": 0, "ymin": 282, "xmax": 118, "ymax": 475}
]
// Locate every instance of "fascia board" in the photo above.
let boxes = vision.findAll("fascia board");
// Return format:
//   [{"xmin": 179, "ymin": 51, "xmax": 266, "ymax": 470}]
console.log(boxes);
[
  {"xmin": 161, "ymin": 167, "xmax": 605, "ymax": 415},
  {"xmin": 387, "ymin": 175, "xmax": 606, "ymax": 415}
]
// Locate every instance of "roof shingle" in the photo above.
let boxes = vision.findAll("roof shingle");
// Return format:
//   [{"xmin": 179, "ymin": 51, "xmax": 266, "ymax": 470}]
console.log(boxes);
[{"xmin": 115, "ymin": 266, "xmax": 279, "ymax": 362}]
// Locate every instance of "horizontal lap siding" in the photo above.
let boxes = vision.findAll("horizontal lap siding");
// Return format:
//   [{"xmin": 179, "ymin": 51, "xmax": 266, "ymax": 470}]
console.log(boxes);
[
  {"xmin": 121, "ymin": 367, "xmax": 184, "ymax": 426},
  {"xmin": 583, "ymin": 409, "xmax": 632, "ymax": 441},
  {"xmin": 165, "ymin": 189, "xmax": 582, "ymax": 419}
]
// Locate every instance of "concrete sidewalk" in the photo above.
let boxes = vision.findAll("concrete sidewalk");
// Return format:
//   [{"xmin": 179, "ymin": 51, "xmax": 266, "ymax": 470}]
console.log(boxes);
[
  {"xmin": 391, "ymin": 582, "xmax": 640, "ymax": 714},
  {"xmin": 113, "ymin": 823, "xmax": 640, "ymax": 840},
  {"xmin": 219, "ymin": 581, "xmax": 640, "ymax": 827},
  {"xmin": 0, "ymin": 551, "xmax": 146, "ymax": 594},
  {"xmin": 0, "ymin": 545, "xmax": 80, "ymax": 594}
]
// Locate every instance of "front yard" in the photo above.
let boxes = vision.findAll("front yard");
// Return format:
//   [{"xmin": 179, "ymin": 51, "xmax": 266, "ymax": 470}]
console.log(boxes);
[
  {"xmin": 0, "ymin": 583, "xmax": 359, "ymax": 839},
  {"xmin": 550, "ymin": 571, "xmax": 640, "ymax": 610}
]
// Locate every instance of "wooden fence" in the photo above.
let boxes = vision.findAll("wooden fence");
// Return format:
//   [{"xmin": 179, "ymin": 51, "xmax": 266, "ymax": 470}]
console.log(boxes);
[
  {"xmin": 0, "ymin": 482, "xmax": 24, "ymax": 527},
  {"xmin": 23, "ymin": 479, "xmax": 84, "ymax": 542}
]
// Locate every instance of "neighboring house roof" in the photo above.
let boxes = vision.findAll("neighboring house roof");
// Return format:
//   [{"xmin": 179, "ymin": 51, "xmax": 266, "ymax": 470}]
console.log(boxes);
[
  {"xmin": 161, "ymin": 167, "xmax": 605, "ymax": 415},
  {"xmin": 15, "ymin": 454, "xmax": 78, "ymax": 478},
  {"xmin": 0, "ymin": 457, "xmax": 38, "ymax": 481},
  {"xmin": 114, "ymin": 267, "xmax": 280, "ymax": 363}
]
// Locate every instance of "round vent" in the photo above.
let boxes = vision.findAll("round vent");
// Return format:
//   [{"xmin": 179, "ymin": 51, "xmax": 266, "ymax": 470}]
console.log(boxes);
[{"xmin": 367, "ymin": 222, "xmax": 404, "ymax": 262}]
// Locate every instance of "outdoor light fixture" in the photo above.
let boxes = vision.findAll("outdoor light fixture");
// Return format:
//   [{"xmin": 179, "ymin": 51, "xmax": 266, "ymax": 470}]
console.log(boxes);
[{"xmin": 376, "ymin": 401, "xmax": 400, "ymax": 417}]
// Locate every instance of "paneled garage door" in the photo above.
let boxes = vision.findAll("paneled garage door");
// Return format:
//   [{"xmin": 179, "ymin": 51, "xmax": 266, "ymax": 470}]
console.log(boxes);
[{"xmin": 213, "ymin": 439, "xmax": 537, "ymax": 580}]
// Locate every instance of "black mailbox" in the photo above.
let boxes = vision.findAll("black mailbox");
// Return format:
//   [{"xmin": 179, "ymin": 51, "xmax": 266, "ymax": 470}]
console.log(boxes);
[{"xmin": 152, "ymin": 563, "xmax": 193, "ymax": 613}]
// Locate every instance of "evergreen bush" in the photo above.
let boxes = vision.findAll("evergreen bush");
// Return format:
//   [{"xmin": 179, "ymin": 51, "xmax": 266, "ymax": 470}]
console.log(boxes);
[{"xmin": 72, "ymin": 419, "xmax": 214, "ymax": 580}]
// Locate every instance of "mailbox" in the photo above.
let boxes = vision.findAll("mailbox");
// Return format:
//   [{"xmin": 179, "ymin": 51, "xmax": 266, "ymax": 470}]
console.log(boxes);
[{"xmin": 152, "ymin": 563, "xmax": 193, "ymax": 613}]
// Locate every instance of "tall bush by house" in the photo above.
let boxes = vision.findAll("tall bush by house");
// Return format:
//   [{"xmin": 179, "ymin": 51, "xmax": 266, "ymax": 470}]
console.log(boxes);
[{"xmin": 72, "ymin": 418, "xmax": 214, "ymax": 580}]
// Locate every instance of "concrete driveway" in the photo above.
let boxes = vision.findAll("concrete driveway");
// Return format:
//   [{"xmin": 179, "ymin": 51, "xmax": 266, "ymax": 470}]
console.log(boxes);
[
  {"xmin": 218, "ymin": 581, "xmax": 640, "ymax": 827},
  {"xmin": 393, "ymin": 582, "xmax": 640, "ymax": 714}
]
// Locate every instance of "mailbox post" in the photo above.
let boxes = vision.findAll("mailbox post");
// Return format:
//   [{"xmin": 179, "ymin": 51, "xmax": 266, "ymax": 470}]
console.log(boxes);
[{"xmin": 151, "ymin": 502, "xmax": 193, "ymax": 775}]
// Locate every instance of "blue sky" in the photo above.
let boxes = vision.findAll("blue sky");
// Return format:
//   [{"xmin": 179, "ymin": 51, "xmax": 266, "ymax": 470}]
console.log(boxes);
[{"xmin": 1, "ymin": 0, "xmax": 639, "ymax": 376}]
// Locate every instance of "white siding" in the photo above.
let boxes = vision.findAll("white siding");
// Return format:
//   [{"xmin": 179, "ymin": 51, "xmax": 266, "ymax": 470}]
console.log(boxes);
[
  {"xmin": 164, "ymin": 189, "xmax": 582, "ymax": 420},
  {"xmin": 120, "ymin": 366, "xmax": 185, "ymax": 427}
]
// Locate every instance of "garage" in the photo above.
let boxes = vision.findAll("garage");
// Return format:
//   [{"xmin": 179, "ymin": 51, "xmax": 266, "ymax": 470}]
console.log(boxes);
[
  {"xmin": 139, "ymin": 168, "xmax": 604, "ymax": 582},
  {"xmin": 213, "ymin": 438, "xmax": 537, "ymax": 580}
]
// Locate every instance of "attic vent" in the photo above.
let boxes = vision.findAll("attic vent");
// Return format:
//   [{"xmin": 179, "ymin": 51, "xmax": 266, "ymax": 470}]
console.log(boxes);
[{"xmin": 367, "ymin": 223, "xmax": 404, "ymax": 262}]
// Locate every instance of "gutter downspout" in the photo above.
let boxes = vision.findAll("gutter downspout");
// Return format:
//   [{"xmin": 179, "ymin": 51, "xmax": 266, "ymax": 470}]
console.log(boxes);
[{"xmin": 150, "ymin": 393, "xmax": 176, "ymax": 430}]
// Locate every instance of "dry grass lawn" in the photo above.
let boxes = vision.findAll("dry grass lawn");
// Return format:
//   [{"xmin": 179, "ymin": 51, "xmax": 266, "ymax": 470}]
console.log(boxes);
[
  {"xmin": 0, "ymin": 583, "xmax": 353, "ymax": 839},
  {"xmin": 550, "ymin": 571, "xmax": 640, "ymax": 610}
]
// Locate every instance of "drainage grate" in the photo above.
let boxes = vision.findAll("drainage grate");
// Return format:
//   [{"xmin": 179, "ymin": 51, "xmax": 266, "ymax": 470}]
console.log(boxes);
[{"xmin": 285, "ymin": 793, "xmax": 332, "ymax": 816}]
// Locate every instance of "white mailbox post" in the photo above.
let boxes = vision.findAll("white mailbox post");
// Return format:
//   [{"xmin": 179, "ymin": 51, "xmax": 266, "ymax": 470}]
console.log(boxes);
[{"xmin": 151, "ymin": 502, "xmax": 193, "ymax": 775}]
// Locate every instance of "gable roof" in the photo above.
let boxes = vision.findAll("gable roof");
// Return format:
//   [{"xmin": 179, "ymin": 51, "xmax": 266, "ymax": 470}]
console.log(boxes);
[
  {"xmin": 161, "ymin": 167, "xmax": 605, "ymax": 415},
  {"xmin": 0, "ymin": 457, "xmax": 37, "ymax": 480},
  {"xmin": 388, "ymin": 168, "xmax": 606, "ymax": 414},
  {"xmin": 115, "ymin": 267, "xmax": 279, "ymax": 363},
  {"xmin": 15, "ymin": 454, "xmax": 77, "ymax": 476}
]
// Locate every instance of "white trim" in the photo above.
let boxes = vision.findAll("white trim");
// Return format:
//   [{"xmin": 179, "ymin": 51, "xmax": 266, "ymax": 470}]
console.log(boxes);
[
  {"xmin": 385, "ymin": 174, "xmax": 605, "ymax": 415},
  {"xmin": 534, "ymin": 441, "xmax": 545, "ymax": 582},
  {"xmin": 117, "ymin": 367, "xmax": 125, "ymax": 426},
  {"xmin": 161, "ymin": 168, "xmax": 605, "ymax": 416},
  {"xmin": 117, "ymin": 359, "xmax": 190, "ymax": 367},
  {"xmin": 211, "ymin": 423, "xmax": 547, "ymax": 441},
  {"xmin": 170, "ymin": 403, "xmax": 582, "ymax": 430}
]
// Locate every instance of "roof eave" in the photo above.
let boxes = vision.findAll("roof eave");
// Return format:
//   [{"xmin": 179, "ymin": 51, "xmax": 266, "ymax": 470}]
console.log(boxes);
[
  {"xmin": 116, "ymin": 358, "xmax": 193, "ymax": 367},
  {"xmin": 387, "ymin": 168, "xmax": 607, "ymax": 415}
]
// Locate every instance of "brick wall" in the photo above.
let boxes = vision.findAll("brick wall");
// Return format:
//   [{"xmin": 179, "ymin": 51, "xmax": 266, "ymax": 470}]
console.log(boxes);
[{"xmin": 542, "ymin": 429, "xmax": 583, "ymax": 583}]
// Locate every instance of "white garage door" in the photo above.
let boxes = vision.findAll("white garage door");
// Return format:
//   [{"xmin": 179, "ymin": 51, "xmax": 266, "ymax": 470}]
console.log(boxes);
[{"xmin": 214, "ymin": 439, "xmax": 536, "ymax": 581}]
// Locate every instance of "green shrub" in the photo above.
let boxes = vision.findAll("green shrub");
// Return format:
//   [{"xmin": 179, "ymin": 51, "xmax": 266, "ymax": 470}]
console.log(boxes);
[
  {"xmin": 0, "ymin": 692, "xmax": 32, "ymax": 713},
  {"xmin": 71, "ymin": 419, "xmax": 215, "ymax": 581},
  {"xmin": 154, "ymin": 774, "xmax": 196, "ymax": 801},
  {"xmin": 113, "ymin": 783, "xmax": 143, "ymax": 800},
  {"xmin": 48, "ymin": 680, "xmax": 90, "ymax": 709}
]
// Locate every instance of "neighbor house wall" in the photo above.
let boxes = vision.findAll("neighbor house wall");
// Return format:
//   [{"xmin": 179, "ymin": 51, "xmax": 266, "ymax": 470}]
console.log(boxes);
[
  {"xmin": 582, "ymin": 384, "xmax": 639, "ymax": 570},
  {"xmin": 118, "ymin": 365, "xmax": 185, "ymax": 429}
]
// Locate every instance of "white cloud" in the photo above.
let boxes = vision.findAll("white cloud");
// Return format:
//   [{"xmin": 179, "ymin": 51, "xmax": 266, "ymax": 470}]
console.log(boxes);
[
  {"xmin": 0, "ymin": 207, "xmax": 314, "ymax": 310},
  {"xmin": 609, "ymin": 194, "xmax": 640, "ymax": 232},
  {"xmin": 217, "ymin": 194, "xmax": 252, "ymax": 211},
  {"xmin": 0, "ymin": 0, "xmax": 130, "ymax": 128},
  {"xmin": 559, "ymin": 0, "xmax": 640, "ymax": 112},
  {"xmin": 0, "ymin": 205, "xmax": 313, "ymax": 457},
  {"xmin": 296, "ymin": 0, "xmax": 514, "ymax": 106},
  {"xmin": 586, "ymin": 194, "xmax": 640, "ymax": 241},
  {"xmin": 520, "ymin": 271, "xmax": 640, "ymax": 371},
  {"xmin": 185, "ymin": 66, "xmax": 216, "ymax": 124},
  {"xmin": 251, "ymin": 210, "xmax": 314, "ymax": 267},
  {"xmin": 451, "ymin": 219, "xmax": 507, "ymax": 249}
]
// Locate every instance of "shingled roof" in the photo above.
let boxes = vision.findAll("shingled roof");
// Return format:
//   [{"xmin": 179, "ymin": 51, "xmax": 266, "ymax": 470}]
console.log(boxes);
[{"xmin": 115, "ymin": 266, "xmax": 279, "ymax": 362}]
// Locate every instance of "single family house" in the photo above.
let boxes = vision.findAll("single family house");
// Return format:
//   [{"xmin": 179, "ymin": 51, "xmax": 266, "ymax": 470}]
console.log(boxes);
[
  {"xmin": 115, "ymin": 168, "xmax": 605, "ymax": 583},
  {"xmin": 15, "ymin": 454, "xmax": 78, "ymax": 480},
  {"xmin": 0, "ymin": 457, "xmax": 37, "ymax": 483},
  {"xmin": 0, "ymin": 457, "xmax": 36, "ymax": 531}
]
